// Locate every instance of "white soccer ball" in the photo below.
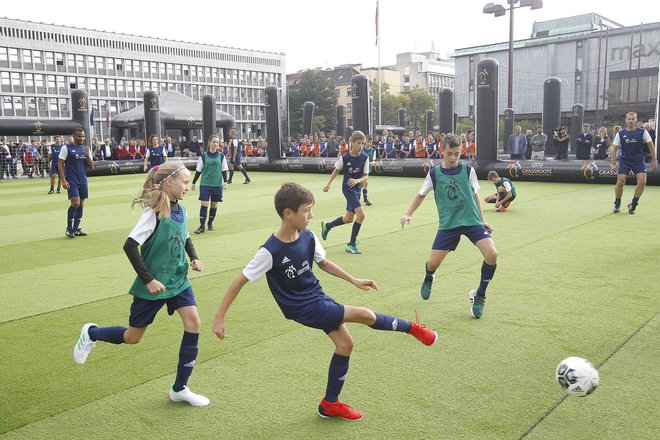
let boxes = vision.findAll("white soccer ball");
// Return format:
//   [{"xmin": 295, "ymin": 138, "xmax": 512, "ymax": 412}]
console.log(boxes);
[{"xmin": 556, "ymin": 356, "xmax": 599, "ymax": 397}]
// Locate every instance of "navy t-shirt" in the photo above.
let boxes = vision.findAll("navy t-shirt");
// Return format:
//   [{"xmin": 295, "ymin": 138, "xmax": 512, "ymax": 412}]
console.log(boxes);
[
  {"xmin": 614, "ymin": 128, "xmax": 652, "ymax": 162},
  {"xmin": 59, "ymin": 143, "xmax": 89, "ymax": 185}
]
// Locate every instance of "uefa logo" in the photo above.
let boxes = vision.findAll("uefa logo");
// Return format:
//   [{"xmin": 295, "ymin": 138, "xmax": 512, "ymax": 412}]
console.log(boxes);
[
  {"xmin": 281, "ymin": 159, "xmax": 289, "ymax": 171},
  {"xmin": 581, "ymin": 162, "xmax": 598, "ymax": 180},
  {"xmin": 372, "ymin": 160, "xmax": 383, "ymax": 174},
  {"xmin": 109, "ymin": 162, "xmax": 120, "ymax": 175},
  {"xmin": 422, "ymin": 160, "xmax": 435, "ymax": 175},
  {"xmin": 507, "ymin": 161, "xmax": 522, "ymax": 179}
]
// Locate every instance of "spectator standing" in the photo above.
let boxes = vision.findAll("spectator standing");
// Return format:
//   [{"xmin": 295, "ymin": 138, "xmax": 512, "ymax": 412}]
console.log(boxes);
[
  {"xmin": 553, "ymin": 126, "xmax": 570, "ymax": 160},
  {"xmin": 575, "ymin": 124, "xmax": 593, "ymax": 160},
  {"xmin": 530, "ymin": 126, "xmax": 547, "ymax": 160},
  {"xmin": 524, "ymin": 130, "xmax": 533, "ymax": 159},
  {"xmin": 0, "ymin": 139, "xmax": 10, "ymax": 179},
  {"xmin": 326, "ymin": 134, "xmax": 339, "ymax": 158},
  {"xmin": 164, "ymin": 137, "xmax": 175, "ymax": 158},
  {"xmin": 593, "ymin": 127, "xmax": 609, "ymax": 160},
  {"xmin": 48, "ymin": 136, "xmax": 64, "ymax": 193},
  {"xmin": 507, "ymin": 126, "xmax": 527, "ymax": 160}
]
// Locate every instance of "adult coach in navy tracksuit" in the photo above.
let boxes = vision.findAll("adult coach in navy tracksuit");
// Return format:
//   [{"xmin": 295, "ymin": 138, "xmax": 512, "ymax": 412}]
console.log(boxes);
[
  {"xmin": 610, "ymin": 111, "xmax": 657, "ymax": 214},
  {"xmin": 58, "ymin": 128, "xmax": 94, "ymax": 238}
]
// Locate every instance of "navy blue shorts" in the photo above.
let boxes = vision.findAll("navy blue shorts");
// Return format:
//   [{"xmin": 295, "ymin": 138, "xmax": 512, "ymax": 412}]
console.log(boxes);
[
  {"xmin": 50, "ymin": 162, "xmax": 58, "ymax": 175},
  {"xmin": 290, "ymin": 296, "xmax": 345, "ymax": 334},
  {"xmin": 618, "ymin": 159, "xmax": 646, "ymax": 175},
  {"xmin": 229, "ymin": 154, "xmax": 241, "ymax": 165},
  {"xmin": 497, "ymin": 191, "xmax": 516, "ymax": 207},
  {"xmin": 67, "ymin": 183, "xmax": 88, "ymax": 199},
  {"xmin": 343, "ymin": 188, "xmax": 362, "ymax": 212},
  {"xmin": 128, "ymin": 286, "xmax": 197, "ymax": 328},
  {"xmin": 199, "ymin": 185, "xmax": 223, "ymax": 202},
  {"xmin": 432, "ymin": 224, "xmax": 492, "ymax": 251}
]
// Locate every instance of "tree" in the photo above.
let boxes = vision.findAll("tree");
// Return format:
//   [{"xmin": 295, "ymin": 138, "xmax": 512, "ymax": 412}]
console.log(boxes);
[
  {"xmin": 370, "ymin": 81, "xmax": 400, "ymax": 126},
  {"xmin": 401, "ymin": 86, "xmax": 435, "ymax": 132},
  {"xmin": 288, "ymin": 70, "xmax": 338, "ymax": 136}
]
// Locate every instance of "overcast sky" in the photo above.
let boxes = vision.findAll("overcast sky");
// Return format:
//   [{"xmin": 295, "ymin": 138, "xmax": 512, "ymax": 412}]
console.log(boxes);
[{"xmin": 2, "ymin": 0, "xmax": 658, "ymax": 73}]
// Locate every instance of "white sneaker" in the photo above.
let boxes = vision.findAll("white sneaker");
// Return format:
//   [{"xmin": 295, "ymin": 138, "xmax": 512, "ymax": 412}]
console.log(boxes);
[
  {"xmin": 73, "ymin": 323, "xmax": 97, "ymax": 365},
  {"xmin": 169, "ymin": 385, "xmax": 210, "ymax": 407}
]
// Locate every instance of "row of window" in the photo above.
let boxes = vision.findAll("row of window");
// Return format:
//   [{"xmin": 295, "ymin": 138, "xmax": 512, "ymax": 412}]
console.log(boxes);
[
  {"xmin": 0, "ymin": 26, "xmax": 281, "ymax": 66},
  {"xmin": 0, "ymin": 71, "xmax": 269, "ymax": 102},
  {"xmin": 0, "ymin": 47, "xmax": 281, "ymax": 85},
  {"xmin": 0, "ymin": 95, "xmax": 267, "ymax": 121}
]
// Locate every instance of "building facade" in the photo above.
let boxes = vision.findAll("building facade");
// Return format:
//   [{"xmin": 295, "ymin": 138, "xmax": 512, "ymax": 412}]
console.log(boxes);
[
  {"xmin": 0, "ymin": 17, "xmax": 286, "ymax": 141},
  {"xmin": 452, "ymin": 13, "xmax": 660, "ymax": 124},
  {"xmin": 395, "ymin": 52, "xmax": 455, "ymax": 102}
]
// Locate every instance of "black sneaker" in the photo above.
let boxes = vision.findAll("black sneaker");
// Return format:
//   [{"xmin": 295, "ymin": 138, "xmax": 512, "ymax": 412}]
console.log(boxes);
[
  {"xmin": 57, "ymin": 188, "xmax": 61, "ymax": 194},
  {"xmin": 244, "ymin": 179, "xmax": 251, "ymax": 184},
  {"xmin": 364, "ymin": 199, "xmax": 372, "ymax": 206},
  {"xmin": 194, "ymin": 226, "xmax": 205, "ymax": 234},
  {"xmin": 227, "ymin": 180, "xmax": 232, "ymax": 184},
  {"xmin": 74, "ymin": 229, "xmax": 87, "ymax": 236},
  {"xmin": 207, "ymin": 223, "xmax": 214, "ymax": 231},
  {"xmin": 613, "ymin": 203, "xmax": 620, "ymax": 213},
  {"xmin": 627, "ymin": 203, "xmax": 636, "ymax": 214},
  {"xmin": 48, "ymin": 188, "xmax": 54, "ymax": 194},
  {"xmin": 65, "ymin": 228, "xmax": 75, "ymax": 238}
]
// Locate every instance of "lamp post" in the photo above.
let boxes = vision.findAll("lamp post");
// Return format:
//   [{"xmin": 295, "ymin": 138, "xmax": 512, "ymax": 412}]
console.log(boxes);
[{"xmin": 483, "ymin": 0, "xmax": 543, "ymax": 109}]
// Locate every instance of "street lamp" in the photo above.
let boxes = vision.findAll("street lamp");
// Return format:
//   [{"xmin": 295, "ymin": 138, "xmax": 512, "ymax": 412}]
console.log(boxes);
[{"xmin": 483, "ymin": 0, "xmax": 543, "ymax": 109}]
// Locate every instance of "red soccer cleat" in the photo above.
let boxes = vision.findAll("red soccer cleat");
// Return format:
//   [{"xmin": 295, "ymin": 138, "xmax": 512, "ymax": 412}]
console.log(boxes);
[
  {"xmin": 318, "ymin": 399, "xmax": 364, "ymax": 421},
  {"xmin": 408, "ymin": 315, "xmax": 438, "ymax": 346}
]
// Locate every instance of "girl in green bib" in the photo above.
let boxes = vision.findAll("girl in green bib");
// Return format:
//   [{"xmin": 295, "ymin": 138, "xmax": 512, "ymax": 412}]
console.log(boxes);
[
  {"xmin": 191, "ymin": 135, "xmax": 229, "ymax": 234},
  {"xmin": 72, "ymin": 161, "xmax": 209, "ymax": 406}
]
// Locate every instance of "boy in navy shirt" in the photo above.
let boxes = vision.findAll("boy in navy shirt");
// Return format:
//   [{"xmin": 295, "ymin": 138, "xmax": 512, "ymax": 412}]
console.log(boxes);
[
  {"xmin": 48, "ymin": 135, "xmax": 64, "ymax": 194},
  {"xmin": 320, "ymin": 130, "xmax": 369, "ymax": 254},
  {"xmin": 610, "ymin": 111, "xmax": 657, "ymax": 214},
  {"xmin": 58, "ymin": 128, "xmax": 94, "ymax": 238},
  {"xmin": 212, "ymin": 182, "xmax": 438, "ymax": 421}
]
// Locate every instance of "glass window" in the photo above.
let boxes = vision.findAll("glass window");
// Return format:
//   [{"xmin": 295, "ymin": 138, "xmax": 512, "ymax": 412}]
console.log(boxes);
[
  {"xmin": 108, "ymin": 79, "xmax": 116, "ymax": 92},
  {"xmin": 14, "ymin": 96, "xmax": 24, "ymax": 110},
  {"xmin": 150, "ymin": 62, "xmax": 157, "ymax": 74},
  {"xmin": 56, "ymin": 75, "xmax": 65, "ymax": 89},
  {"xmin": 49, "ymin": 97, "xmax": 58, "ymax": 111},
  {"xmin": 3, "ymin": 96, "xmax": 12, "ymax": 111},
  {"xmin": 89, "ymin": 77, "xmax": 97, "ymax": 90},
  {"xmin": 0, "ymin": 48, "xmax": 7, "ymax": 62},
  {"xmin": 33, "ymin": 50, "xmax": 42, "ymax": 64},
  {"xmin": 125, "ymin": 59, "xmax": 132, "ymax": 72},
  {"xmin": 141, "ymin": 61, "xmax": 149, "ymax": 73},
  {"xmin": 27, "ymin": 97, "xmax": 36, "ymax": 114},
  {"xmin": 205, "ymin": 67, "xmax": 211, "ymax": 78},
  {"xmin": 11, "ymin": 72, "xmax": 21, "ymax": 86},
  {"xmin": 78, "ymin": 77, "xmax": 86, "ymax": 89},
  {"xmin": 76, "ymin": 55, "xmax": 84, "ymax": 68},
  {"xmin": 134, "ymin": 81, "xmax": 142, "ymax": 93},
  {"xmin": 126, "ymin": 80, "xmax": 133, "ymax": 93},
  {"xmin": 47, "ymin": 75, "xmax": 56, "ymax": 89},
  {"xmin": 175, "ymin": 64, "xmax": 181, "ymax": 76},
  {"xmin": 167, "ymin": 63, "xmax": 173, "ymax": 76},
  {"xmin": 9, "ymin": 48, "xmax": 19, "ymax": 62},
  {"xmin": 117, "ymin": 79, "xmax": 124, "ymax": 92},
  {"xmin": 106, "ymin": 57, "xmax": 115, "ymax": 70},
  {"xmin": 58, "ymin": 98, "xmax": 68, "ymax": 112},
  {"xmin": 96, "ymin": 56, "xmax": 104, "ymax": 69},
  {"xmin": 87, "ymin": 55, "xmax": 95, "ymax": 69},
  {"xmin": 22, "ymin": 49, "xmax": 32, "ymax": 63},
  {"xmin": 25, "ymin": 73, "xmax": 34, "ymax": 87},
  {"xmin": 66, "ymin": 53, "xmax": 75, "ymax": 67},
  {"xmin": 116, "ymin": 61, "xmax": 123, "ymax": 71},
  {"xmin": 1, "ymin": 72, "xmax": 9, "ymax": 85},
  {"xmin": 55, "ymin": 52, "xmax": 64, "ymax": 66},
  {"xmin": 159, "ymin": 62, "xmax": 166, "ymax": 75},
  {"xmin": 38, "ymin": 97, "xmax": 48, "ymax": 114},
  {"xmin": 98, "ymin": 78, "xmax": 106, "ymax": 90}
]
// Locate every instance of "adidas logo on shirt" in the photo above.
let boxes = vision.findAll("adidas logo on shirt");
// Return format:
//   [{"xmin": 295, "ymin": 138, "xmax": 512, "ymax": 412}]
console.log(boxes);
[{"xmin": 282, "ymin": 256, "xmax": 290, "ymax": 264}]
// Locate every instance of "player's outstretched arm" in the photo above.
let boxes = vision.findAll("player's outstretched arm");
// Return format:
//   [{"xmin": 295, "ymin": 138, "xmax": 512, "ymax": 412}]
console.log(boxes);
[
  {"xmin": 323, "ymin": 168, "xmax": 339, "ymax": 192},
  {"xmin": 317, "ymin": 259, "xmax": 379, "ymax": 291},
  {"xmin": 400, "ymin": 193, "xmax": 426, "ymax": 228},
  {"xmin": 212, "ymin": 273, "xmax": 249, "ymax": 340}
]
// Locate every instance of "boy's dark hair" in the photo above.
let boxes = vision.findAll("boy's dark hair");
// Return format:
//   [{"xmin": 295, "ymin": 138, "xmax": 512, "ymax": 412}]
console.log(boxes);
[
  {"xmin": 444, "ymin": 133, "xmax": 461, "ymax": 148},
  {"xmin": 275, "ymin": 182, "xmax": 315, "ymax": 218},
  {"xmin": 487, "ymin": 170, "xmax": 500, "ymax": 180}
]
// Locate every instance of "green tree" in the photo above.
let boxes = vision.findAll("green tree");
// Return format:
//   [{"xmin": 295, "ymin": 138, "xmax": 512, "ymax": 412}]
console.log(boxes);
[
  {"xmin": 370, "ymin": 81, "xmax": 400, "ymax": 126},
  {"xmin": 288, "ymin": 70, "xmax": 338, "ymax": 136},
  {"xmin": 401, "ymin": 86, "xmax": 435, "ymax": 132}
]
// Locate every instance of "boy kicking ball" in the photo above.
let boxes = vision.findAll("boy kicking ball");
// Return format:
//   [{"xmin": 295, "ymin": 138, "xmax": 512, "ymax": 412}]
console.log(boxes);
[{"xmin": 212, "ymin": 182, "xmax": 438, "ymax": 421}]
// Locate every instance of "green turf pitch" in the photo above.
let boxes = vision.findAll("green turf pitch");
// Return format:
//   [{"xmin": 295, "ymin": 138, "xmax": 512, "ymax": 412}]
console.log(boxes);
[{"xmin": 0, "ymin": 173, "xmax": 658, "ymax": 439}]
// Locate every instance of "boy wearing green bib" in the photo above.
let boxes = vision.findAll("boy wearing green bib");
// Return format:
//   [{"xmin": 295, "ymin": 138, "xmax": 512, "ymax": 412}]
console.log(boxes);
[{"xmin": 400, "ymin": 134, "xmax": 498, "ymax": 318}]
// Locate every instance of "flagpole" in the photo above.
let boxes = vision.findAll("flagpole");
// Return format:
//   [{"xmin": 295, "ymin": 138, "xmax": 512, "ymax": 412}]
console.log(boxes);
[{"xmin": 377, "ymin": 0, "xmax": 382, "ymax": 126}]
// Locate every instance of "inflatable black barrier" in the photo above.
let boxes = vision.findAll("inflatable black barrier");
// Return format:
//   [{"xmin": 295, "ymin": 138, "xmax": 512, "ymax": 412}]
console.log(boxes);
[
  {"xmin": 87, "ymin": 156, "xmax": 659, "ymax": 185},
  {"xmin": 543, "ymin": 77, "xmax": 561, "ymax": 157},
  {"xmin": 336, "ymin": 105, "xmax": 346, "ymax": 138},
  {"xmin": 438, "ymin": 88, "xmax": 454, "ymax": 134},
  {"xmin": 503, "ymin": 108, "xmax": 514, "ymax": 152}
]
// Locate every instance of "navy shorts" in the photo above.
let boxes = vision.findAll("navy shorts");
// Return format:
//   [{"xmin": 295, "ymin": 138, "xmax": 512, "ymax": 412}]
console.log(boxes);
[
  {"xmin": 50, "ymin": 162, "xmax": 58, "ymax": 175},
  {"xmin": 199, "ymin": 185, "xmax": 223, "ymax": 202},
  {"xmin": 618, "ymin": 159, "xmax": 646, "ymax": 175},
  {"xmin": 129, "ymin": 286, "xmax": 197, "ymax": 328},
  {"xmin": 67, "ymin": 183, "xmax": 88, "ymax": 199},
  {"xmin": 497, "ymin": 191, "xmax": 516, "ymax": 207},
  {"xmin": 432, "ymin": 224, "xmax": 492, "ymax": 251},
  {"xmin": 290, "ymin": 296, "xmax": 345, "ymax": 334},
  {"xmin": 343, "ymin": 187, "xmax": 362, "ymax": 212},
  {"xmin": 230, "ymin": 154, "xmax": 241, "ymax": 165}
]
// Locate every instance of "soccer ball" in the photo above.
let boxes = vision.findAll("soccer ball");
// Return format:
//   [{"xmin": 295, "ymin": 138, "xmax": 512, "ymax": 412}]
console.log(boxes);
[{"xmin": 556, "ymin": 356, "xmax": 599, "ymax": 397}]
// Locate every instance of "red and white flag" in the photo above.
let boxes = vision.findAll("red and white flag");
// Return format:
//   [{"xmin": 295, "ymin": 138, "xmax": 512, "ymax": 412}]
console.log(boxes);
[{"xmin": 106, "ymin": 110, "xmax": 111, "ymax": 124}]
